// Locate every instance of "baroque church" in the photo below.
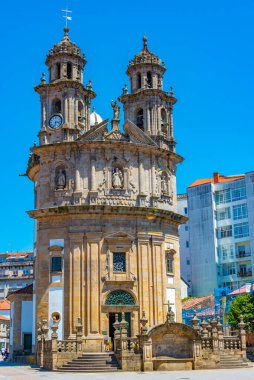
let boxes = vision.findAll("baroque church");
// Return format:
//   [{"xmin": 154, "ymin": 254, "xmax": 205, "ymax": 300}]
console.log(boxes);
[{"xmin": 26, "ymin": 26, "xmax": 186, "ymax": 352}]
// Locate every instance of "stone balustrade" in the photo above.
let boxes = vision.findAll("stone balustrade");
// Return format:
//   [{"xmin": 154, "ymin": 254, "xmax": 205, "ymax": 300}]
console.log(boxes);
[{"xmin": 36, "ymin": 311, "xmax": 247, "ymax": 372}]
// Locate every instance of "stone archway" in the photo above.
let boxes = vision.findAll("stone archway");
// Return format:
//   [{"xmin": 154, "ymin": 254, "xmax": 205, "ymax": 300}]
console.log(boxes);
[{"xmin": 148, "ymin": 323, "xmax": 196, "ymax": 359}]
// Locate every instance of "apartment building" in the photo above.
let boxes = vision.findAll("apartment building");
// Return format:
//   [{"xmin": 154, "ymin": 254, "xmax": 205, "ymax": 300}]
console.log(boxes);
[
  {"xmin": 0, "ymin": 252, "xmax": 33, "ymax": 299},
  {"xmin": 178, "ymin": 172, "xmax": 254, "ymax": 296}
]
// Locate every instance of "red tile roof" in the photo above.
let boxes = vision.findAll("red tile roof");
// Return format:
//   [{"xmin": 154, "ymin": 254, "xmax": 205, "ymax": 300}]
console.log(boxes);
[
  {"xmin": 228, "ymin": 284, "xmax": 254, "ymax": 296},
  {"xmin": 182, "ymin": 294, "xmax": 214, "ymax": 310},
  {"xmin": 8, "ymin": 284, "xmax": 33, "ymax": 296},
  {"xmin": 0, "ymin": 251, "xmax": 33, "ymax": 258},
  {"xmin": 0, "ymin": 300, "xmax": 10, "ymax": 310},
  {"xmin": 188, "ymin": 173, "xmax": 245, "ymax": 188}
]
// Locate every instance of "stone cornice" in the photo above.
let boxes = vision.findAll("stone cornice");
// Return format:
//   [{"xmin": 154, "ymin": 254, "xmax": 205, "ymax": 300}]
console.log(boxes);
[
  {"xmin": 27, "ymin": 205, "xmax": 188, "ymax": 225},
  {"xmin": 119, "ymin": 89, "xmax": 177, "ymax": 105},
  {"xmin": 30, "ymin": 139, "xmax": 184, "ymax": 164},
  {"xmin": 34, "ymin": 80, "xmax": 96, "ymax": 99}
]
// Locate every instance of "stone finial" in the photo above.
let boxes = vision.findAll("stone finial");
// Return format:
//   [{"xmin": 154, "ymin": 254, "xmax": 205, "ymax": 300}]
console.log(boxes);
[
  {"xmin": 143, "ymin": 35, "xmax": 148, "ymax": 48},
  {"xmin": 140, "ymin": 310, "xmax": 148, "ymax": 335},
  {"xmin": 51, "ymin": 319, "xmax": 59, "ymax": 339},
  {"xmin": 86, "ymin": 80, "xmax": 93, "ymax": 91},
  {"xmin": 119, "ymin": 312, "xmax": 128, "ymax": 331},
  {"xmin": 238, "ymin": 315, "xmax": 246, "ymax": 330},
  {"xmin": 216, "ymin": 316, "xmax": 223, "ymax": 333},
  {"xmin": 64, "ymin": 26, "xmax": 69, "ymax": 39},
  {"xmin": 40, "ymin": 72, "xmax": 46, "ymax": 84},
  {"xmin": 122, "ymin": 83, "xmax": 128, "ymax": 95},
  {"xmin": 113, "ymin": 313, "xmax": 120, "ymax": 332},
  {"xmin": 191, "ymin": 311, "xmax": 200, "ymax": 331},
  {"xmin": 200, "ymin": 316, "xmax": 208, "ymax": 337},
  {"xmin": 169, "ymin": 86, "xmax": 174, "ymax": 97},
  {"xmin": 41, "ymin": 319, "xmax": 49, "ymax": 336}
]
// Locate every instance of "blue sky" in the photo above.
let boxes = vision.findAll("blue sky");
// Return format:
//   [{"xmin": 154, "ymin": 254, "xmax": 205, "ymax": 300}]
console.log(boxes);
[{"xmin": 1, "ymin": 0, "xmax": 254, "ymax": 251}]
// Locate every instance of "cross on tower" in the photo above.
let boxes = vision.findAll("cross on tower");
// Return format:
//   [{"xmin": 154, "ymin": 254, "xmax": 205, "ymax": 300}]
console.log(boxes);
[{"xmin": 62, "ymin": 7, "xmax": 72, "ymax": 27}]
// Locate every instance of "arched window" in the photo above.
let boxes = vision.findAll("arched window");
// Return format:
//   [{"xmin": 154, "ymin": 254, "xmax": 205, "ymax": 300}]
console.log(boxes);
[
  {"xmin": 136, "ymin": 109, "xmax": 144, "ymax": 129},
  {"xmin": 161, "ymin": 108, "xmax": 167, "ymax": 134},
  {"xmin": 77, "ymin": 65, "xmax": 81, "ymax": 80},
  {"xmin": 136, "ymin": 73, "xmax": 141, "ymax": 89},
  {"xmin": 67, "ymin": 62, "xmax": 72, "ymax": 79},
  {"xmin": 52, "ymin": 99, "xmax": 61, "ymax": 114},
  {"xmin": 56, "ymin": 63, "xmax": 61, "ymax": 79},
  {"xmin": 147, "ymin": 72, "xmax": 152, "ymax": 88},
  {"xmin": 105, "ymin": 290, "xmax": 135, "ymax": 305}
]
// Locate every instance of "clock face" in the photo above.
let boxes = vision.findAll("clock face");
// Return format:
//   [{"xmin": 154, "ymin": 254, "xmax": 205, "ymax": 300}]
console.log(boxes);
[{"xmin": 49, "ymin": 114, "xmax": 63, "ymax": 129}]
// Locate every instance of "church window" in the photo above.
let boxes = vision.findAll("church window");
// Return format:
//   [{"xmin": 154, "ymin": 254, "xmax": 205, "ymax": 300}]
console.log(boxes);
[
  {"xmin": 51, "ymin": 257, "xmax": 62, "ymax": 272},
  {"xmin": 67, "ymin": 62, "xmax": 72, "ymax": 79},
  {"xmin": 166, "ymin": 257, "xmax": 173, "ymax": 273},
  {"xmin": 166, "ymin": 250, "xmax": 175, "ymax": 274},
  {"xmin": 147, "ymin": 71, "xmax": 152, "ymax": 88},
  {"xmin": 113, "ymin": 252, "xmax": 126, "ymax": 272},
  {"xmin": 56, "ymin": 63, "xmax": 61, "ymax": 79},
  {"xmin": 105, "ymin": 290, "xmax": 135, "ymax": 306},
  {"xmin": 52, "ymin": 99, "xmax": 61, "ymax": 114},
  {"xmin": 136, "ymin": 73, "xmax": 141, "ymax": 89},
  {"xmin": 136, "ymin": 109, "xmax": 144, "ymax": 129}
]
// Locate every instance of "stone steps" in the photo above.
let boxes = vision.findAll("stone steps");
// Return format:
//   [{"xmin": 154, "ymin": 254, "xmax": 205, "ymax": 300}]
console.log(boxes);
[
  {"xmin": 220, "ymin": 354, "xmax": 248, "ymax": 369},
  {"xmin": 57, "ymin": 352, "xmax": 120, "ymax": 372}
]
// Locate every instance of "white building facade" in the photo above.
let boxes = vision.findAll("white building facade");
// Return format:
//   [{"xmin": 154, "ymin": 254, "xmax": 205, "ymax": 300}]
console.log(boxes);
[
  {"xmin": 179, "ymin": 172, "xmax": 254, "ymax": 297},
  {"xmin": 177, "ymin": 194, "xmax": 192, "ymax": 295}
]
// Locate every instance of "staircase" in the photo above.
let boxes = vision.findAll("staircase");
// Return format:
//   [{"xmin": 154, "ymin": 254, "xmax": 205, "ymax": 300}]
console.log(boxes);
[
  {"xmin": 58, "ymin": 352, "xmax": 120, "ymax": 372},
  {"xmin": 220, "ymin": 353, "xmax": 248, "ymax": 369}
]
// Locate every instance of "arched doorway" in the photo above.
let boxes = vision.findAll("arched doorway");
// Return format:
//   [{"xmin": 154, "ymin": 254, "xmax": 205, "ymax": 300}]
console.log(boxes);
[{"xmin": 105, "ymin": 290, "xmax": 136, "ymax": 343}]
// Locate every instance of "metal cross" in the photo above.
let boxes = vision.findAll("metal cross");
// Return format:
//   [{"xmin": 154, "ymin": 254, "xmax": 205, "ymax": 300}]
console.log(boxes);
[{"xmin": 62, "ymin": 5, "xmax": 72, "ymax": 27}]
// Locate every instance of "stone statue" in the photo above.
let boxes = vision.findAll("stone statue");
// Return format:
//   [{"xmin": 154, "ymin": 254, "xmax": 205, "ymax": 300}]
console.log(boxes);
[
  {"xmin": 161, "ymin": 174, "xmax": 168, "ymax": 194},
  {"xmin": 56, "ymin": 169, "xmax": 66, "ymax": 190},
  {"xmin": 112, "ymin": 168, "xmax": 123, "ymax": 189},
  {"xmin": 111, "ymin": 101, "xmax": 120, "ymax": 120}
]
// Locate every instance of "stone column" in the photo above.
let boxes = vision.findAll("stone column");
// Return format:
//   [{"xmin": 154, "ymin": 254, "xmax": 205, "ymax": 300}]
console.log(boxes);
[
  {"xmin": 64, "ymin": 97, "xmax": 68, "ymax": 126},
  {"xmin": 42, "ymin": 98, "xmax": 47, "ymax": 128},
  {"xmin": 75, "ymin": 100, "xmax": 79, "ymax": 126},
  {"xmin": 151, "ymin": 236, "xmax": 165, "ymax": 324},
  {"xmin": 152, "ymin": 73, "xmax": 157, "ymax": 89},
  {"xmin": 143, "ymin": 337, "xmax": 153, "ymax": 371},
  {"xmin": 69, "ymin": 233, "xmax": 84, "ymax": 339},
  {"xmin": 85, "ymin": 233, "xmax": 102, "ymax": 338},
  {"xmin": 51, "ymin": 320, "xmax": 58, "ymax": 371},
  {"xmin": 238, "ymin": 315, "xmax": 246, "ymax": 358},
  {"xmin": 90, "ymin": 156, "xmax": 96, "ymax": 191},
  {"xmin": 138, "ymin": 153, "xmax": 145, "ymax": 194},
  {"xmin": 146, "ymin": 108, "xmax": 151, "ymax": 133}
]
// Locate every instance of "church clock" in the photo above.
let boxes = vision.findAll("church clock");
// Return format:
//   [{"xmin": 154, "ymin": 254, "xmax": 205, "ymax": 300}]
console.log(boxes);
[{"xmin": 49, "ymin": 114, "xmax": 63, "ymax": 129}]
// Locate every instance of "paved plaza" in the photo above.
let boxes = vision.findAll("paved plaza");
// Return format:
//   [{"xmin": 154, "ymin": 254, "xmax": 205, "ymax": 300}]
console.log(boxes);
[{"xmin": 0, "ymin": 363, "xmax": 253, "ymax": 380}]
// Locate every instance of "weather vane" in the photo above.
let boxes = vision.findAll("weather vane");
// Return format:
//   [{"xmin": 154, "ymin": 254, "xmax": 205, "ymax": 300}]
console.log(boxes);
[{"xmin": 62, "ymin": 5, "xmax": 72, "ymax": 27}]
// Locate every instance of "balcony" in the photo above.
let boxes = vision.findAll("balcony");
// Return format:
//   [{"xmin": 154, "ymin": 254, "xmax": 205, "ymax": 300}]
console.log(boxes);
[
  {"xmin": 237, "ymin": 271, "xmax": 252, "ymax": 278},
  {"xmin": 235, "ymin": 252, "xmax": 251, "ymax": 259}
]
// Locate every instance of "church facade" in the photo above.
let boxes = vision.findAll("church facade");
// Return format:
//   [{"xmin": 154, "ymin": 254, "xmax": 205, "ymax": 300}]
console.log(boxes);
[{"xmin": 26, "ymin": 27, "xmax": 186, "ymax": 352}]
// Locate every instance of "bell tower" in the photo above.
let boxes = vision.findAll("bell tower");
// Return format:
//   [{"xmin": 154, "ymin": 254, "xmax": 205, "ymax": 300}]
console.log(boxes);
[
  {"xmin": 35, "ymin": 27, "xmax": 96, "ymax": 145},
  {"xmin": 119, "ymin": 36, "xmax": 176, "ymax": 151}
]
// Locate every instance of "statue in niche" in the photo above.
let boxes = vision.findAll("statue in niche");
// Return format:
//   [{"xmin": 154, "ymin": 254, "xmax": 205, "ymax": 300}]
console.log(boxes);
[
  {"xmin": 161, "ymin": 174, "xmax": 168, "ymax": 194},
  {"xmin": 111, "ymin": 101, "xmax": 120, "ymax": 120},
  {"xmin": 112, "ymin": 168, "xmax": 123, "ymax": 189},
  {"xmin": 56, "ymin": 169, "xmax": 66, "ymax": 190}
]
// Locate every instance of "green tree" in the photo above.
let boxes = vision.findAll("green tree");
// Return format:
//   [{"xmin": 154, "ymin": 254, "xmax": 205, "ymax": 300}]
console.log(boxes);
[{"xmin": 227, "ymin": 293, "xmax": 254, "ymax": 332}]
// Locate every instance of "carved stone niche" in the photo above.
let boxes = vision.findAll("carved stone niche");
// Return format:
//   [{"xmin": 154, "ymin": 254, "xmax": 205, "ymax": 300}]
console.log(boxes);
[
  {"xmin": 105, "ymin": 157, "xmax": 129, "ymax": 192},
  {"xmin": 102, "ymin": 232, "xmax": 136, "ymax": 285}
]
